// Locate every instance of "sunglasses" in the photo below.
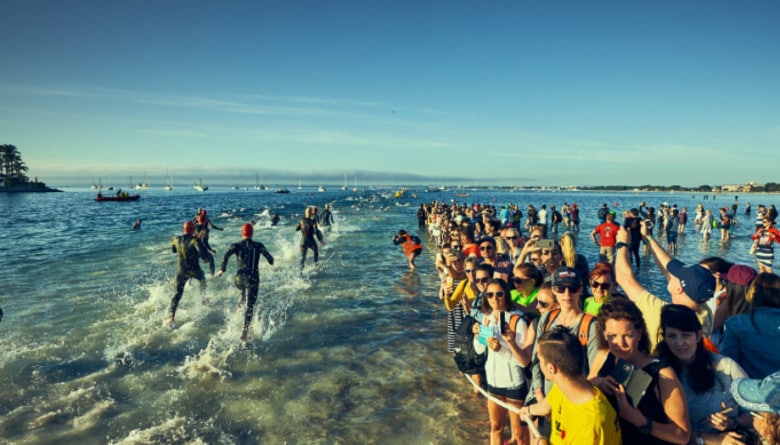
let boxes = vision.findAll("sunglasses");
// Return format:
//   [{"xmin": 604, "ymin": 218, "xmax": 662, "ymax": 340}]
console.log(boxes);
[
  {"xmin": 513, "ymin": 277, "xmax": 529, "ymax": 285},
  {"xmin": 451, "ymin": 245, "xmax": 462, "ymax": 249},
  {"xmin": 475, "ymin": 277, "xmax": 490, "ymax": 284},
  {"xmin": 553, "ymin": 285, "xmax": 580, "ymax": 294},
  {"xmin": 464, "ymin": 269, "xmax": 475, "ymax": 274},
  {"xmin": 541, "ymin": 249, "xmax": 554, "ymax": 255},
  {"xmin": 485, "ymin": 291, "xmax": 505, "ymax": 299},
  {"xmin": 506, "ymin": 236, "xmax": 518, "ymax": 240},
  {"xmin": 591, "ymin": 281, "xmax": 611, "ymax": 291},
  {"xmin": 537, "ymin": 300, "xmax": 552, "ymax": 309},
  {"xmin": 479, "ymin": 245, "xmax": 495, "ymax": 251}
]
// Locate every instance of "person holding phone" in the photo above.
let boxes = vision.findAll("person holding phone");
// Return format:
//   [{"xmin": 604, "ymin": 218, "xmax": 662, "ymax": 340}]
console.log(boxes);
[
  {"xmin": 589, "ymin": 298, "xmax": 691, "ymax": 445},
  {"xmin": 653, "ymin": 305, "xmax": 753, "ymax": 444},
  {"xmin": 472, "ymin": 278, "xmax": 531, "ymax": 445}
]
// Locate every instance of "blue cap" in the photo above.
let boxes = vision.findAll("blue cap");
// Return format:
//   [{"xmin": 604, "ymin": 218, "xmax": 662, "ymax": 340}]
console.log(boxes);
[
  {"xmin": 666, "ymin": 259, "xmax": 716, "ymax": 303},
  {"xmin": 731, "ymin": 372, "xmax": 780, "ymax": 414}
]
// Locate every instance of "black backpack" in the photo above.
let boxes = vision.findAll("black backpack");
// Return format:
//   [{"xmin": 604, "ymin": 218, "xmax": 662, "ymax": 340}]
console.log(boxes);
[{"xmin": 452, "ymin": 316, "xmax": 487, "ymax": 374}]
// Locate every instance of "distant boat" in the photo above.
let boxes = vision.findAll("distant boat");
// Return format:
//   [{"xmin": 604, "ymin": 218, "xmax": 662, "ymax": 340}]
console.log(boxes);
[
  {"xmin": 275, "ymin": 188, "xmax": 290, "ymax": 194},
  {"xmin": 231, "ymin": 185, "xmax": 240, "ymax": 190},
  {"xmin": 135, "ymin": 171, "xmax": 149, "ymax": 190},
  {"xmin": 164, "ymin": 167, "xmax": 173, "ymax": 190},
  {"xmin": 194, "ymin": 178, "xmax": 208, "ymax": 192},
  {"xmin": 342, "ymin": 173, "xmax": 348, "ymax": 190},
  {"xmin": 298, "ymin": 179, "xmax": 302, "ymax": 190},
  {"xmin": 318, "ymin": 185, "xmax": 326, "ymax": 192},
  {"xmin": 254, "ymin": 172, "xmax": 269, "ymax": 190},
  {"xmin": 96, "ymin": 192, "xmax": 140, "ymax": 202}
]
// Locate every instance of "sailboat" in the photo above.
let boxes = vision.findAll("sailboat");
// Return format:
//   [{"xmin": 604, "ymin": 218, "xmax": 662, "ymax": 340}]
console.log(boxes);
[
  {"xmin": 341, "ymin": 173, "xmax": 348, "ymax": 190},
  {"xmin": 164, "ymin": 167, "xmax": 173, "ymax": 190},
  {"xmin": 352, "ymin": 177, "xmax": 358, "ymax": 192},
  {"xmin": 193, "ymin": 177, "xmax": 208, "ymax": 192},
  {"xmin": 135, "ymin": 171, "xmax": 149, "ymax": 190},
  {"xmin": 254, "ymin": 172, "xmax": 269, "ymax": 190},
  {"xmin": 318, "ymin": 185, "xmax": 326, "ymax": 192},
  {"xmin": 298, "ymin": 179, "xmax": 302, "ymax": 190}
]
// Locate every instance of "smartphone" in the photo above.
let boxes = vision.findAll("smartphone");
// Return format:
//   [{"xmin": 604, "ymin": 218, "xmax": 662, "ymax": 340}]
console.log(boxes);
[
  {"xmin": 499, "ymin": 311, "xmax": 507, "ymax": 334},
  {"xmin": 537, "ymin": 239, "xmax": 553, "ymax": 249}
]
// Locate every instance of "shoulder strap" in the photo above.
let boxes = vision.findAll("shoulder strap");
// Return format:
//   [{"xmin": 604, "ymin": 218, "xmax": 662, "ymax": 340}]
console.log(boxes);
[
  {"xmin": 543, "ymin": 309, "xmax": 561, "ymax": 332},
  {"xmin": 509, "ymin": 314, "xmax": 521, "ymax": 333},
  {"xmin": 577, "ymin": 313, "xmax": 595, "ymax": 347}
]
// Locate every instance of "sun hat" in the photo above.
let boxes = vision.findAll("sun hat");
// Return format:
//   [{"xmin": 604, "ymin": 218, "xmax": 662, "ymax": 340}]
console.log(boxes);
[
  {"xmin": 666, "ymin": 259, "xmax": 716, "ymax": 303},
  {"xmin": 726, "ymin": 265, "xmax": 758, "ymax": 287},
  {"xmin": 730, "ymin": 372, "xmax": 780, "ymax": 414}
]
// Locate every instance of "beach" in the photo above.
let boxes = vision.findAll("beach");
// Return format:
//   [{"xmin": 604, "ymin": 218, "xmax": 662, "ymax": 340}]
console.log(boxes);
[{"xmin": 0, "ymin": 187, "xmax": 773, "ymax": 444}]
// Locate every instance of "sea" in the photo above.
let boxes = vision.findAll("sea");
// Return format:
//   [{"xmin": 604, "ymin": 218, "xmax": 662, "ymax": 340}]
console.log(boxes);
[{"xmin": 0, "ymin": 186, "xmax": 775, "ymax": 444}]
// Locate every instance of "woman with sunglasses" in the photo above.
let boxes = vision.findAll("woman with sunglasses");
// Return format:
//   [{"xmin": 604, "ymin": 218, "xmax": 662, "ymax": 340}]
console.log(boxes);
[
  {"xmin": 530, "ymin": 268, "xmax": 600, "ymax": 419},
  {"xmin": 654, "ymin": 304, "xmax": 753, "ymax": 445},
  {"xmin": 471, "ymin": 278, "xmax": 531, "ymax": 445},
  {"xmin": 510, "ymin": 263, "xmax": 545, "ymax": 317},
  {"xmin": 479, "ymin": 236, "xmax": 513, "ymax": 283},
  {"xmin": 590, "ymin": 298, "xmax": 691, "ymax": 445},
  {"xmin": 584, "ymin": 262, "xmax": 617, "ymax": 316},
  {"xmin": 445, "ymin": 256, "xmax": 481, "ymax": 353}
]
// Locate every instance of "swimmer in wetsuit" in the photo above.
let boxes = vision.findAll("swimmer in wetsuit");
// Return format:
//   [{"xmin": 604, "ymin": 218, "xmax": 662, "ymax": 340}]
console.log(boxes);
[
  {"xmin": 218, "ymin": 223, "xmax": 274, "ymax": 341},
  {"xmin": 195, "ymin": 213, "xmax": 221, "ymax": 275},
  {"xmin": 168, "ymin": 221, "xmax": 210, "ymax": 326},
  {"xmin": 295, "ymin": 207, "xmax": 324, "ymax": 268},
  {"xmin": 319, "ymin": 204, "xmax": 335, "ymax": 232}
]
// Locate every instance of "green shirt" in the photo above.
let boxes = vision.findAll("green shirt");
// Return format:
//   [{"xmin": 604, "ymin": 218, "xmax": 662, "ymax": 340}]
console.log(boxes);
[{"xmin": 511, "ymin": 287, "xmax": 539, "ymax": 306}]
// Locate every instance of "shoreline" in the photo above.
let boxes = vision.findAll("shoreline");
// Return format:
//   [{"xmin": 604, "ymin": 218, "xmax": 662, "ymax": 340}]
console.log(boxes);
[{"xmin": 0, "ymin": 184, "xmax": 62, "ymax": 193}]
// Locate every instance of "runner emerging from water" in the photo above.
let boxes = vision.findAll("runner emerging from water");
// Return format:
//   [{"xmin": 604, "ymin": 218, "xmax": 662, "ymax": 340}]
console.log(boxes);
[
  {"xmin": 168, "ymin": 221, "xmax": 210, "ymax": 326},
  {"xmin": 217, "ymin": 223, "xmax": 274, "ymax": 341},
  {"xmin": 295, "ymin": 207, "xmax": 324, "ymax": 268}
]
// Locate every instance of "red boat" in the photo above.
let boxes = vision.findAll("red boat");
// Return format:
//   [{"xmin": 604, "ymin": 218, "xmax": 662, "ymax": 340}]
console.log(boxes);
[{"xmin": 95, "ymin": 193, "xmax": 140, "ymax": 202}]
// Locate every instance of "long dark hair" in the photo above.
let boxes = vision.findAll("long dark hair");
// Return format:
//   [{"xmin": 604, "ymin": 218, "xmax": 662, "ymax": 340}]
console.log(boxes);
[
  {"xmin": 654, "ymin": 304, "xmax": 715, "ymax": 394},
  {"xmin": 596, "ymin": 299, "xmax": 651, "ymax": 354},
  {"xmin": 480, "ymin": 278, "xmax": 511, "ymax": 314},
  {"xmin": 748, "ymin": 272, "xmax": 780, "ymax": 330}
]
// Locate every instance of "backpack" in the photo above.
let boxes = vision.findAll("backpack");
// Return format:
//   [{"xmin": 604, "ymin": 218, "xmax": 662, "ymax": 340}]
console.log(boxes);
[
  {"xmin": 452, "ymin": 316, "xmax": 487, "ymax": 374},
  {"xmin": 543, "ymin": 310, "xmax": 595, "ymax": 348}
]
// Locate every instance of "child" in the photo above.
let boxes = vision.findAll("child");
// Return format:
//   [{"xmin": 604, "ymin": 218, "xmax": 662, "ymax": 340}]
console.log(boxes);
[{"xmin": 519, "ymin": 327, "xmax": 622, "ymax": 445}]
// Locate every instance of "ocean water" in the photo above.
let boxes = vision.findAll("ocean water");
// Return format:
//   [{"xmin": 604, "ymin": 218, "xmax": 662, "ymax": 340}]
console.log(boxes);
[{"xmin": 0, "ymin": 187, "xmax": 774, "ymax": 444}]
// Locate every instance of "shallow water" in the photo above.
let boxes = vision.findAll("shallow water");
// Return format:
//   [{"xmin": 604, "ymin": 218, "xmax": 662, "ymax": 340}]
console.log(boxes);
[{"xmin": 0, "ymin": 187, "xmax": 774, "ymax": 444}]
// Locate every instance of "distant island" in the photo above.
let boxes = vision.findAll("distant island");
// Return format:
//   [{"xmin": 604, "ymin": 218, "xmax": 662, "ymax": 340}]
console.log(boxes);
[{"xmin": 0, "ymin": 144, "xmax": 60, "ymax": 193}]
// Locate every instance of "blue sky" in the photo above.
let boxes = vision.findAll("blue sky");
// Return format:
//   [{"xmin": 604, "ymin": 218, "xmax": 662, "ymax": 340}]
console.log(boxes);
[{"xmin": 1, "ymin": 1, "xmax": 778, "ymax": 187}]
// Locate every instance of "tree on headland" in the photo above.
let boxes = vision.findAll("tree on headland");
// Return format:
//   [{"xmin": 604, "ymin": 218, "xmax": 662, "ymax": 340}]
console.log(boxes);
[{"xmin": 0, "ymin": 144, "xmax": 31, "ymax": 186}]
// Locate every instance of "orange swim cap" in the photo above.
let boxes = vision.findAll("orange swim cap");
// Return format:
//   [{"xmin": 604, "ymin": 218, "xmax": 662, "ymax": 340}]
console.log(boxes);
[
  {"xmin": 183, "ymin": 221, "xmax": 195, "ymax": 234},
  {"xmin": 242, "ymin": 223, "xmax": 253, "ymax": 238}
]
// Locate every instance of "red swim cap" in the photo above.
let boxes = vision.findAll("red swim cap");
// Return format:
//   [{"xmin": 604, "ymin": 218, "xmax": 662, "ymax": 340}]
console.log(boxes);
[
  {"xmin": 242, "ymin": 223, "xmax": 253, "ymax": 238},
  {"xmin": 183, "ymin": 221, "xmax": 195, "ymax": 234},
  {"xmin": 198, "ymin": 214, "xmax": 206, "ymax": 224}
]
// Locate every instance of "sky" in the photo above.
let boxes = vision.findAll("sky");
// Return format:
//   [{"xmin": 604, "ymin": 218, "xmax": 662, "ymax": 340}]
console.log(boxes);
[{"xmin": 1, "ymin": 0, "xmax": 779, "ymax": 187}]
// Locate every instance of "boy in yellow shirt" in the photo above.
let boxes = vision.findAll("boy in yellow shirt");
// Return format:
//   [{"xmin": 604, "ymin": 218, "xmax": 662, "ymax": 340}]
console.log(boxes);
[{"xmin": 519, "ymin": 327, "xmax": 621, "ymax": 445}]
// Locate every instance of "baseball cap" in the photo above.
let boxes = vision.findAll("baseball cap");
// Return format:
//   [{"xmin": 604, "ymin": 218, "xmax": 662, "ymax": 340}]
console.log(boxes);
[
  {"xmin": 730, "ymin": 372, "xmax": 780, "ymax": 414},
  {"xmin": 552, "ymin": 267, "xmax": 579, "ymax": 287},
  {"xmin": 726, "ymin": 265, "xmax": 758, "ymax": 287},
  {"xmin": 666, "ymin": 259, "xmax": 716, "ymax": 303}
]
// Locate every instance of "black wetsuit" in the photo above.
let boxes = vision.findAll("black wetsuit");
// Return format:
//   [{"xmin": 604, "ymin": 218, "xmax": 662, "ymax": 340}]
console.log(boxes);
[
  {"xmin": 220, "ymin": 239, "xmax": 274, "ymax": 338},
  {"xmin": 295, "ymin": 217, "xmax": 323, "ymax": 267},
  {"xmin": 195, "ymin": 222, "xmax": 217, "ymax": 275},
  {"xmin": 319, "ymin": 209, "xmax": 334, "ymax": 230},
  {"xmin": 170, "ymin": 234, "xmax": 210, "ymax": 319}
]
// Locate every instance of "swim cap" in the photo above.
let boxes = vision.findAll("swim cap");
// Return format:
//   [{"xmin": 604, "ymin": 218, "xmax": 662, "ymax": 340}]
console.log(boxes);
[
  {"xmin": 198, "ymin": 214, "xmax": 206, "ymax": 224},
  {"xmin": 242, "ymin": 223, "xmax": 253, "ymax": 238},
  {"xmin": 183, "ymin": 221, "xmax": 195, "ymax": 234}
]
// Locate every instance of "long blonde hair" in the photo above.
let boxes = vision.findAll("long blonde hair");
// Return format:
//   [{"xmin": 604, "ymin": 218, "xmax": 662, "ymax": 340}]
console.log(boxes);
[{"xmin": 559, "ymin": 232, "xmax": 578, "ymax": 268}]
